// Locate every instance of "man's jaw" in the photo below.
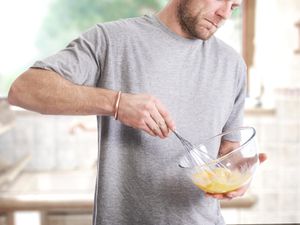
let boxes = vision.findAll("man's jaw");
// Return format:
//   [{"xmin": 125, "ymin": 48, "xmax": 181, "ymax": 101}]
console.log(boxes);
[{"xmin": 205, "ymin": 18, "xmax": 219, "ymax": 28}]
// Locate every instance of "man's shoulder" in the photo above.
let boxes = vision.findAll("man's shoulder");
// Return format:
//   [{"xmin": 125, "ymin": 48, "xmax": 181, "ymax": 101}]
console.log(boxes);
[
  {"xmin": 95, "ymin": 16, "xmax": 152, "ymax": 36},
  {"xmin": 208, "ymin": 36, "xmax": 244, "ymax": 63}
]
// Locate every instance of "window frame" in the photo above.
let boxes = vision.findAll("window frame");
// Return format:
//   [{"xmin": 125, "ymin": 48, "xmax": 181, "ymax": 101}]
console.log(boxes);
[{"xmin": 242, "ymin": 0, "xmax": 256, "ymax": 94}]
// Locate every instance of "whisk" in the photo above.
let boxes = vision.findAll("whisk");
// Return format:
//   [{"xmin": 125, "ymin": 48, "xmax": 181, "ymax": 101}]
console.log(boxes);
[{"xmin": 172, "ymin": 130, "xmax": 228, "ymax": 171}]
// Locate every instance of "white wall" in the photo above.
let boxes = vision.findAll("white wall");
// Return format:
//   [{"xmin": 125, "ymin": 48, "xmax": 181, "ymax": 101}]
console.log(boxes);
[{"xmin": 250, "ymin": 0, "xmax": 300, "ymax": 106}]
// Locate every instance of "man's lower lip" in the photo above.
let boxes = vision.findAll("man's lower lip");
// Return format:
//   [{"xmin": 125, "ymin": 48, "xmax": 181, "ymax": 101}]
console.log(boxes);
[{"xmin": 205, "ymin": 19, "xmax": 218, "ymax": 28}]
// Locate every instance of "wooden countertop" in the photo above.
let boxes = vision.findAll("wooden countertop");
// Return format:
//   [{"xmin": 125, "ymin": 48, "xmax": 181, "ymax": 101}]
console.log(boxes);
[
  {"xmin": 0, "ymin": 170, "xmax": 96, "ymax": 212},
  {"xmin": 0, "ymin": 170, "xmax": 257, "ymax": 212}
]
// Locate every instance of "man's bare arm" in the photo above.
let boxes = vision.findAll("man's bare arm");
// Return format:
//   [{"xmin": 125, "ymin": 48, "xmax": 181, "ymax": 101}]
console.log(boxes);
[
  {"xmin": 8, "ymin": 68, "xmax": 175, "ymax": 138},
  {"xmin": 8, "ymin": 68, "xmax": 117, "ymax": 116}
]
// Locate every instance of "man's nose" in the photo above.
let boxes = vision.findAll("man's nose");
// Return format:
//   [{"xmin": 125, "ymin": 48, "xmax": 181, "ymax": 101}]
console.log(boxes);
[{"xmin": 216, "ymin": 3, "xmax": 232, "ymax": 20}]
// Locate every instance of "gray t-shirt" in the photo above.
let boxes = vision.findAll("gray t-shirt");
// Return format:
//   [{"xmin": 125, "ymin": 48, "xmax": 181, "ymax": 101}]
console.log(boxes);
[{"xmin": 33, "ymin": 15, "xmax": 246, "ymax": 225}]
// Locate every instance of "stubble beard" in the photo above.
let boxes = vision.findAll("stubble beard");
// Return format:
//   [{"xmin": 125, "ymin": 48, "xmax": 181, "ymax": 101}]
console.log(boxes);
[{"xmin": 177, "ymin": 0, "xmax": 214, "ymax": 40}]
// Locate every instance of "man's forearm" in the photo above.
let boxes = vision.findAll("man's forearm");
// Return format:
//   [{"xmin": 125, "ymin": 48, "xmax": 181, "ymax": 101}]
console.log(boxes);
[
  {"xmin": 8, "ymin": 68, "xmax": 117, "ymax": 116},
  {"xmin": 8, "ymin": 68, "xmax": 176, "ymax": 138}
]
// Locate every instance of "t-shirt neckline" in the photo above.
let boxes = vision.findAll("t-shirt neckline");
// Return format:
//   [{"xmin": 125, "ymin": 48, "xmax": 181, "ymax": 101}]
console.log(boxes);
[{"xmin": 146, "ymin": 14, "xmax": 204, "ymax": 45}]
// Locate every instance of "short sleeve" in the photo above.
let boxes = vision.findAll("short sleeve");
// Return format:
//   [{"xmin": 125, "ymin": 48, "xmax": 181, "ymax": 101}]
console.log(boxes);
[
  {"xmin": 222, "ymin": 58, "xmax": 247, "ymax": 134},
  {"xmin": 31, "ymin": 24, "xmax": 107, "ymax": 87}
]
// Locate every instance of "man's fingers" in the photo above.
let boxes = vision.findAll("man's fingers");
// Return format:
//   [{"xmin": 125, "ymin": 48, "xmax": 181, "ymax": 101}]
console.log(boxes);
[
  {"xmin": 205, "ymin": 193, "xmax": 233, "ymax": 200},
  {"xmin": 155, "ymin": 99, "xmax": 176, "ymax": 131},
  {"xmin": 145, "ymin": 116, "xmax": 164, "ymax": 138},
  {"xmin": 142, "ymin": 123, "xmax": 156, "ymax": 137},
  {"xmin": 117, "ymin": 93, "xmax": 175, "ymax": 138},
  {"xmin": 226, "ymin": 183, "xmax": 249, "ymax": 198},
  {"xmin": 206, "ymin": 193, "xmax": 223, "ymax": 199},
  {"xmin": 163, "ymin": 113, "xmax": 176, "ymax": 132},
  {"xmin": 259, "ymin": 153, "xmax": 267, "ymax": 164},
  {"xmin": 149, "ymin": 108, "xmax": 169, "ymax": 138},
  {"xmin": 157, "ymin": 119, "xmax": 169, "ymax": 137}
]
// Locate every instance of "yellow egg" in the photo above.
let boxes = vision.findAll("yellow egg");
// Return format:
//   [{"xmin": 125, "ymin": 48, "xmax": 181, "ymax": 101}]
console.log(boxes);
[{"xmin": 191, "ymin": 168, "xmax": 251, "ymax": 193}]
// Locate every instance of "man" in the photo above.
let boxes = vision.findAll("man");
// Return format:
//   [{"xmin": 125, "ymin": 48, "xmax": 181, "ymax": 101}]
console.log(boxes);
[{"xmin": 8, "ymin": 0, "xmax": 266, "ymax": 224}]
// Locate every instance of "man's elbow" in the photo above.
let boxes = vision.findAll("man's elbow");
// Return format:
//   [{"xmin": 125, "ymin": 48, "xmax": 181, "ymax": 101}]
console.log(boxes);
[
  {"xmin": 7, "ymin": 71, "xmax": 31, "ymax": 108},
  {"xmin": 7, "ymin": 81, "xmax": 22, "ymax": 106}
]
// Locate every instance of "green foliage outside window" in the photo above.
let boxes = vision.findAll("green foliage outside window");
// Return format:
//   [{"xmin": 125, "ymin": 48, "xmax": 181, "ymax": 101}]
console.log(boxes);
[{"xmin": 36, "ymin": 0, "xmax": 164, "ymax": 56}]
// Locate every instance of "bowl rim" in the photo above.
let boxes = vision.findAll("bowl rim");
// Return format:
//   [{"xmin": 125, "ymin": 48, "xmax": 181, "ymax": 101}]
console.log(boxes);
[{"xmin": 187, "ymin": 126, "xmax": 257, "ymax": 169}]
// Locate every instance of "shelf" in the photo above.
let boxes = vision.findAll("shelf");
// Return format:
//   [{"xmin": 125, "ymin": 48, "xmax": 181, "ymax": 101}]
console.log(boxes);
[{"xmin": 245, "ymin": 107, "xmax": 276, "ymax": 116}]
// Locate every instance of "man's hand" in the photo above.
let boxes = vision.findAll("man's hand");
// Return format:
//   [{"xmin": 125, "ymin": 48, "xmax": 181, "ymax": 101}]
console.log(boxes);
[
  {"xmin": 117, "ymin": 93, "xmax": 175, "ymax": 138},
  {"xmin": 205, "ymin": 153, "xmax": 267, "ymax": 200}
]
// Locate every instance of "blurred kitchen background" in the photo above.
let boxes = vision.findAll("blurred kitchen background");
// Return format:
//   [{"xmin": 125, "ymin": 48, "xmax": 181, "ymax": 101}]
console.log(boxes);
[{"xmin": 0, "ymin": 0, "xmax": 300, "ymax": 224}]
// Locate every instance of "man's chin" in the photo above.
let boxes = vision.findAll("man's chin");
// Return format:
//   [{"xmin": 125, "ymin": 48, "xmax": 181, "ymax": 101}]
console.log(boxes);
[
  {"xmin": 192, "ymin": 27, "xmax": 215, "ymax": 40},
  {"xmin": 184, "ymin": 26, "xmax": 215, "ymax": 40},
  {"xmin": 195, "ymin": 31, "xmax": 214, "ymax": 40}
]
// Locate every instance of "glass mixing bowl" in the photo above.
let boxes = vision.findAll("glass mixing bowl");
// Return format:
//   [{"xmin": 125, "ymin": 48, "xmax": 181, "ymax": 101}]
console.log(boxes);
[{"xmin": 180, "ymin": 127, "xmax": 259, "ymax": 194}]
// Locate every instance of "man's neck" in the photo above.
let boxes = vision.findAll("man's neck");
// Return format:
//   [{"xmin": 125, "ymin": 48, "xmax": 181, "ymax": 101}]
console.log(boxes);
[{"xmin": 156, "ymin": 1, "xmax": 191, "ymax": 39}]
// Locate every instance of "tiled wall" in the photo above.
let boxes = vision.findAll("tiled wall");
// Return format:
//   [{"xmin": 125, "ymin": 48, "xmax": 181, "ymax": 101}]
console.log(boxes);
[
  {"xmin": 0, "ymin": 215, "xmax": 6, "ymax": 225},
  {"xmin": 222, "ymin": 89, "xmax": 300, "ymax": 224},
  {"xmin": 0, "ymin": 112, "xmax": 98, "ymax": 171}
]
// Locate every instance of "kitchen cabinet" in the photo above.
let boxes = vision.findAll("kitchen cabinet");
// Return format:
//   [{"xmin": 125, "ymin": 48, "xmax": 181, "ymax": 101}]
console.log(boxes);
[
  {"xmin": 0, "ymin": 170, "xmax": 95, "ymax": 225},
  {"xmin": 0, "ymin": 215, "xmax": 7, "ymax": 225}
]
